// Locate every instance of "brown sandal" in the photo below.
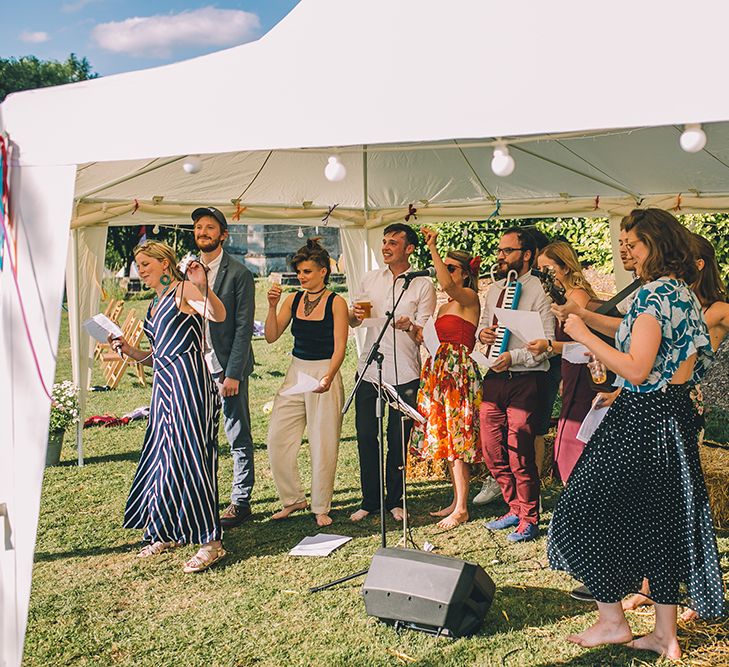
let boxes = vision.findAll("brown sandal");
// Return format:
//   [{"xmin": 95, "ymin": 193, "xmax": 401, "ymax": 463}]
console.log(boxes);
[
  {"xmin": 182, "ymin": 543, "xmax": 226, "ymax": 573},
  {"xmin": 137, "ymin": 541, "xmax": 178, "ymax": 558}
]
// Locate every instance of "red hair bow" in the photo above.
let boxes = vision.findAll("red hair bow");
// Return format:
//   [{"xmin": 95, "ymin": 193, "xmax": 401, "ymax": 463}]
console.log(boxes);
[{"xmin": 469, "ymin": 256, "xmax": 481, "ymax": 274}]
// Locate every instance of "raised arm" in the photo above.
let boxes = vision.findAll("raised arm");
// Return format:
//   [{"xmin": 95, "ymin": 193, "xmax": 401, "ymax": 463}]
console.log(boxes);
[
  {"xmin": 422, "ymin": 227, "xmax": 479, "ymax": 308},
  {"xmin": 180, "ymin": 262, "xmax": 227, "ymax": 322},
  {"xmin": 265, "ymin": 285, "xmax": 294, "ymax": 343}
]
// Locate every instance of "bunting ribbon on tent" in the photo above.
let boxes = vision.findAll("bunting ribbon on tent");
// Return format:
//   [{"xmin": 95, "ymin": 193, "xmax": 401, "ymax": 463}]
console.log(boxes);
[{"xmin": 0, "ymin": 134, "xmax": 10, "ymax": 271}]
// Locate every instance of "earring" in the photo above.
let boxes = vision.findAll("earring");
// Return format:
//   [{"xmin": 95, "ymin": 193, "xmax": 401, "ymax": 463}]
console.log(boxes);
[{"xmin": 160, "ymin": 273, "xmax": 172, "ymax": 286}]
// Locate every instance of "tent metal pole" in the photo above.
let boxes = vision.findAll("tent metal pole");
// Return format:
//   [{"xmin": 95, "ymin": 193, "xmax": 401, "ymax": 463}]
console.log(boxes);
[{"xmin": 72, "ymin": 229, "xmax": 85, "ymax": 467}]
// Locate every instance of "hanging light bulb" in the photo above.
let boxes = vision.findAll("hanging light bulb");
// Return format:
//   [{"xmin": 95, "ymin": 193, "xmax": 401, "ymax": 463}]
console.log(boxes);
[
  {"xmin": 679, "ymin": 124, "xmax": 707, "ymax": 153},
  {"xmin": 315, "ymin": 226, "xmax": 320, "ymax": 235},
  {"xmin": 297, "ymin": 226, "xmax": 304, "ymax": 238},
  {"xmin": 324, "ymin": 155, "xmax": 346, "ymax": 182},
  {"xmin": 152, "ymin": 224, "xmax": 160, "ymax": 234},
  {"xmin": 491, "ymin": 143, "xmax": 515, "ymax": 177},
  {"xmin": 182, "ymin": 155, "xmax": 203, "ymax": 174}
]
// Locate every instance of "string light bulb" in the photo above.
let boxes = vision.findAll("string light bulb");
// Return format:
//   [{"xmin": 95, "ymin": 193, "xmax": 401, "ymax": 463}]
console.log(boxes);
[
  {"xmin": 297, "ymin": 226, "xmax": 304, "ymax": 238},
  {"xmin": 152, "ymin": 224, "xmax": 160, "ymax": 234},
  {"xmin": 324, "ymin": 156, "xmax": 346, "ymax": 182},
  {"xmin": 491, "ymin": 143, "xmax": 515, "ymax": 177},
  {"xmin": 182, "ymin": 155, "xmax": 203, "ymax": 174},
  {"xmin": 679, "ymin": 124, "xmax": 707, "ymax": 153}
]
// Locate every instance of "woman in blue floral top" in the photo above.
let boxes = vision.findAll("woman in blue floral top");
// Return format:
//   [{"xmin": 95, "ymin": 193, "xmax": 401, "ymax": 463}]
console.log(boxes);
[{"xmin": 547, "ymin": 209, "xmax": 723, "ymax": 662}]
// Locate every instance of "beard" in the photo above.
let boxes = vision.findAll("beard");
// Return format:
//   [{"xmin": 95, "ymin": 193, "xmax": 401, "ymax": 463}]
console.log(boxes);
[
  {"xmin": 195, "ymin": 236, "xmax": 222, "ymax": 253},
  {"xmin": 495, "ymin": 256, "xmax": 525, "ymax": 279}
]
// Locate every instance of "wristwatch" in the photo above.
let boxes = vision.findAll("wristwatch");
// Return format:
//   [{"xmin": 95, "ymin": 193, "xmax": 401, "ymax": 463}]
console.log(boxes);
[{"xmin": 546, "ymin": 339, "xmax": 554, "ymax": 354}]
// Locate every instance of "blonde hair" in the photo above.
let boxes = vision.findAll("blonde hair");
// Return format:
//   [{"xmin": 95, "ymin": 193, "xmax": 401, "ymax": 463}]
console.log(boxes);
[
  {"xmin": 541, "ymin": 241, "xmax": 596, "ymax": 298},
  {"xmin": 133, "ymin": 240, "xmax": 183, "ymax": 282}
]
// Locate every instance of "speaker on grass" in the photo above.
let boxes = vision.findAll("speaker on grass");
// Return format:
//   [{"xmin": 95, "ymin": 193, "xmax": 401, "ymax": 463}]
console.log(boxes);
[{"xmin": 361, "ymin": 548, "xmax": 495, "ymax": 637}]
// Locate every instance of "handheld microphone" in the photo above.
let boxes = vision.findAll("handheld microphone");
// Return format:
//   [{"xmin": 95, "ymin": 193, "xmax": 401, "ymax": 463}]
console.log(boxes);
[{"xmin": 396, "ymin": 267, "xmax": 436, "ymax": 281}]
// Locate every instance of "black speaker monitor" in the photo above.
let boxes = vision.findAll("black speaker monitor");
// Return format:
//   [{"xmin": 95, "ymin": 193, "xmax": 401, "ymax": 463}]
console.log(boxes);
[{"xmin": 362, "ymin": 548, "xmax": 495, "ymax": 637}]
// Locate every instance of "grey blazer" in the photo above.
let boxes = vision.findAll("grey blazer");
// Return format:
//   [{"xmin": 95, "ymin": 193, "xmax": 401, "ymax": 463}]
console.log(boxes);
[{"xmin": 209, "ymin": 252, "xmax": 255, "ymax": 380}]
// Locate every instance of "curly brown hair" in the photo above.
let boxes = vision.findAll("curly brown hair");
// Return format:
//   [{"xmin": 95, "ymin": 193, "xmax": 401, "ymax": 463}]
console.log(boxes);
[
  {"xmin": 621, "ymin": 209, "xmax": 698, "ymax": 284},
  {"xmin": 692, "ymin": 233, "xmax": 728, "ymax": 306},
  {"xmin": 291, "ymin": 237, "xmax": 331, "ymax": 284}
]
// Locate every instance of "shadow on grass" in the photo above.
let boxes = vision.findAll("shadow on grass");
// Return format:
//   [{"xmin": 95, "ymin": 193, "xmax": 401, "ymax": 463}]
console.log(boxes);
[
  {"xmin": 529, "ymin": 644, "xmax": 661, "ymax": 666},
  {"xmin": 35, "ymin": 542, "xmax": 139, "ymax": 563},
  {"xmin": 60, "ymin": 450, "xmax": 140, "ymax": 466}
]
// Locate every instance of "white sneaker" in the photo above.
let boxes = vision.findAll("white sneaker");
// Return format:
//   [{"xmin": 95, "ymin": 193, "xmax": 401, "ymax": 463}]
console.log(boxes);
[{"xmin": 473, "ymin": 477, "xmax": 502, "ymax": 505}]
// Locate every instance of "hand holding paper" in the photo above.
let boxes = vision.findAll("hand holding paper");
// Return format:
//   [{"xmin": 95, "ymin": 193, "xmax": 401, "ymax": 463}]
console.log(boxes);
[
  {"xmin": 281, "ymin": 371, "xmax": 322, "ymax": 396},
  {"xmin": 83, "ymin": 313, "xmax": 124, "ymax": 343},
  {"xmin": 493, "ymin": 307, "xmax": 546, "ymax": 342}
]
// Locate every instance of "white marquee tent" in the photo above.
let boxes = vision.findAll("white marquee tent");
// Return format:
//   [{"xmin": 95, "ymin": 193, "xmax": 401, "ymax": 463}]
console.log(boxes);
[{"xmin": 3, "ymin": 0, "xmax": 729, "ymax": 663}]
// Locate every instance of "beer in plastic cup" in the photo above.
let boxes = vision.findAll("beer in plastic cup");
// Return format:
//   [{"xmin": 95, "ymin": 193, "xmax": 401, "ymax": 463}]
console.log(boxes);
[
  {"xmin": 353, "ymin": 294, "xmax": 373, "ymax": 319},
  {"xmin": 588, "ymin": 356, "xmax": 607, "ymax": 384}
]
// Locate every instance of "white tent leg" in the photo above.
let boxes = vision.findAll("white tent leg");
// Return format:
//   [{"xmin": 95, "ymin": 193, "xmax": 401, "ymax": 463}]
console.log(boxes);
[
  {"xmin": 65, "ymin": 225, "xmax": 108, "ymax": 467},
  {"xmin": 608, "ymin": 213, "xmax": 633, "ymax": 290}
]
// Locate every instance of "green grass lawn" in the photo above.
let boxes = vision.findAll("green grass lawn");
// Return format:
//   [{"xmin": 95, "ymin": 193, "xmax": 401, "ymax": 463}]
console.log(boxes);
[{"xmin": 25, "ymin": 282, "xmax": 729, "ymax": 666}]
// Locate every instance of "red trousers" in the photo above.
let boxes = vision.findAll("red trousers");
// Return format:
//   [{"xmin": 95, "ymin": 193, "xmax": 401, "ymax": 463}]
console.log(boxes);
[{"xmin": 479, "ymin": 372, "xmax": 540, "ymax": 524}]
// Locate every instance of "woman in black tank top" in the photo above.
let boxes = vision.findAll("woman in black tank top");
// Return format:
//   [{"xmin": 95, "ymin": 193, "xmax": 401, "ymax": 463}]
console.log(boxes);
[{"xmin": 264, "ymin": 239, "xmax": 349, "ymax": 527}]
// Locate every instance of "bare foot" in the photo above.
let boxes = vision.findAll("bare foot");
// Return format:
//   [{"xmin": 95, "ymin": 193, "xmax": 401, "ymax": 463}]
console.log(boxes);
[
  {"xmin": 680, "ymin": 608, "xmax": 698, "ymax": 623},
  {"xmin": 436, "ymin": 510, "xmax": 468, "ymax": 530},
  {"xmin": 567, "ymin": 618, "xmax": 633, "ymax": 648},
  {"xmin": 628, "ymin": 632, "xmax": 682, "ymax": 661},
  {"xmin": 429, "ymin": 502, "xmax": 456, "ymax": 518},
  {"xmin": 316, "ymin": 513, "xmax": 332, "ymax": 527},
  {"xmin": 350, "ymin": 509, "xmax": 370, "ymax": 522},
  {"xmin": 390, "ymin": 507, "xmax": 407, "ymax": 522},
  {"xmin": 271, "ymin": 501, "xmax": 307, "ymax": 520},
  {"xmin": 622, "ymin": 593, "xmax": 654, "ymax": 611}
]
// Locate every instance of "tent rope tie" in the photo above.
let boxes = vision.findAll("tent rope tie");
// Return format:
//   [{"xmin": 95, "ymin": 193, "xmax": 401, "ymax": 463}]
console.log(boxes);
[
  {"xmin": 0, "ymin": 153, "xmax": 53, "ymax": 400},
  {"xmin": 675, "ymin": 193, "xmax": 682, "ymax": 211},
  {"xmin": 486, "ymin": 199, "xmax": 501, "ymax": 220},
  {"xmin": 232, "ymin": 201, "xmax": 246, "ymax": 221},
  {"xmin": 321, "ymin": 204, "xmax": 338, "ymax": 225},
  {"xmin": 405, "ymin": 203, "xmax": 418, "ymax": 222},
  {"xmin": 594, "ymin": 195, "xmax": 600, "ymax": 210},
  {"xmin": 132, "ymin": 199, "xmax": 139, "ymax": 215}
]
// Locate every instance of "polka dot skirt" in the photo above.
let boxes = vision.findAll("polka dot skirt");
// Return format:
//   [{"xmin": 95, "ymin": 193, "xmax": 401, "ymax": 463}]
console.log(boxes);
[{"xmin": 548, "ymin": 384, "xmax": 726, "ymax": 618}]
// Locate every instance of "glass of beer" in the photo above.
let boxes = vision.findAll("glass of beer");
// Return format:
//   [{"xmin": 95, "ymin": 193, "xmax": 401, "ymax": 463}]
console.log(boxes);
[
  {"xmin": 587, "ymin": 355, "xmax": 607, "ymax": 384},
  {"xmin": 352, "ymin": 293, "xmax": 373, "ymax": 319}
]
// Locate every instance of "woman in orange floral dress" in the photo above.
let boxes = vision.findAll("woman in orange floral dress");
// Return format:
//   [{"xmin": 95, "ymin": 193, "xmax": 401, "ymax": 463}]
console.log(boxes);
[{"xmin": 396, "ymin": 228, "xmax": 482, "ymax": 529}]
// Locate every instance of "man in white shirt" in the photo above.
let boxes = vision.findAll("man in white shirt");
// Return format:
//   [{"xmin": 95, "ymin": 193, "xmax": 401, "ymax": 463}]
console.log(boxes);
[
  {"xmin": 349, "ymin": 223, "xmax": 436, "ymax": 523},
  {"xmin": 478, "ymin": 228, "xmax": 555, "ymax": 543}
]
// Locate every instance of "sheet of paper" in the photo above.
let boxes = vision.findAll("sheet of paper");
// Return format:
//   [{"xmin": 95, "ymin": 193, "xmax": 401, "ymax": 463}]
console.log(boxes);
[
  {"xmin": 360, "ymin": 317, "xmax": 387, "ymax": 329},
  {"xmin": 493, "ymin": 307, "xmax": 546, "ymax": 342},
  {"xmin": 280, "ymin": 371, "xmax": 321, "ymax": 396},
  {"xmin": 382, "ymin": 381, "xmax": 426, "ymax": 423},
  {"xmin": 469, "ymin": 349, "xmax": 493, "ymax": 368},
  {"xmin": 288, "ymin": 534, "xmax": 352, "ymax": 557},
  {"xmin": 576, "ymin": 404, "xmax": 609, "ymax": 443},
  {"xmin": 83, "ymin": 313, "xmax": 124, "ymax": 343},
  {"xmin": 422, "ymin": 317, "xmax": 440, "ymax": 360},
  {"xmin": 562, "ymin": 343, "xmax": 591, "ymax": 365}
]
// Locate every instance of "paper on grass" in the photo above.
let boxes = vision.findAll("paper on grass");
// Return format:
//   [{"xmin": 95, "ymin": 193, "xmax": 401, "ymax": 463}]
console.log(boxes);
[
  {"xmin": 360, "ymin": 317, "xmax": 387, "ymax": 329},
  {"xmin": 562, "ymin": 343, "xmax": 591, "ymax": 364},
  {"xmin": 493, "ymin": 307, "xmax": 545, "ymax": 342},
  {"xmin": 280, "ymin": 371, "xmax": 321, "ymax": 396},
  {"xmin": 83, "ymin": 313, "xmax": 124, "ymax": 343},
  {"xmin": 422, "ymin": 317, "xmax": 440, "ymax": 360},
  {"xmin": 576, "ymin": 404, "xmax": 609, "ymax": 443},
  {"xmin": 288, "ymin": 534, "xmax": 352, "ymax": 557},
  {"xmin": 469, "ymin": 349, "xmax": 494, "ymax": 368}
]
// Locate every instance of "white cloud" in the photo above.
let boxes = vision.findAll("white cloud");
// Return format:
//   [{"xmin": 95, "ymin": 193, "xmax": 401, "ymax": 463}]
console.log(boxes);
[
  {"xmin": 62, "ymin": 0, "xmax": 98, "ymax": 13},
  {"xmin": 91, "ymin": 7, "xmax": 261, "ymax": 58},
  {"xmin": 19, "ymin": 30, "xmax": 50, "ymax": 44}
]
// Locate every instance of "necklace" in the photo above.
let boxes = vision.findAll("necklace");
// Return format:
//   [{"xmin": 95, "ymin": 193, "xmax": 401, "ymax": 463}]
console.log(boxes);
[{"xmin": 303, "ymin": 289, "xmax": 326, "ymax": 316}]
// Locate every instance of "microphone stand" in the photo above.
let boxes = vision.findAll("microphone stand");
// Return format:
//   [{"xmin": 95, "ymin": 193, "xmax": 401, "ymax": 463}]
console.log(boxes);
[{"xmin": 310, "ymin": 276, "xmax": 415, "ymax": 593}]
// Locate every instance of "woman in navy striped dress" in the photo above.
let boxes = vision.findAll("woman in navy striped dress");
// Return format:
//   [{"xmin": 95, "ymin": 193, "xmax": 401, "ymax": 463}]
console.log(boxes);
[{"xmin": 111, "ymin": 241, "xmax": 228, "ymax": 573}]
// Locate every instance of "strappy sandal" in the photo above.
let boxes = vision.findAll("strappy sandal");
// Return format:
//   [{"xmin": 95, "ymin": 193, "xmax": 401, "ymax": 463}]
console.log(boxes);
[
  {"xmin": 137, "ymin": 541, "xmax": 177, "ymax": 558},
  {"xmin": 182, "ymin": 543, "xmax": 226, "ymax": 574}
]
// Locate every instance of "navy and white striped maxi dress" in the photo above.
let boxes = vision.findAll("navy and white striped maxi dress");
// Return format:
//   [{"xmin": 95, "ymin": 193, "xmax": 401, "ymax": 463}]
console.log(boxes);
[{"xmin": 124, "ymin": 291, "xmax": 222, "ymax": 545}]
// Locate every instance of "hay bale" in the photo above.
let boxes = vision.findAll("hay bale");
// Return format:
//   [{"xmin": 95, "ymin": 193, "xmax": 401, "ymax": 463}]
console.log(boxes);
[{"xmin": 699, "ymin": 439, "xmax": 729, "ymax": 529}]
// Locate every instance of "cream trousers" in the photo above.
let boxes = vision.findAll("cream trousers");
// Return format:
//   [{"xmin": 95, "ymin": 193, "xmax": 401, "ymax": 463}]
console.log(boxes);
[{"xmin": 267, "ymin": 357, "xmax": 344, "ymax": 515}]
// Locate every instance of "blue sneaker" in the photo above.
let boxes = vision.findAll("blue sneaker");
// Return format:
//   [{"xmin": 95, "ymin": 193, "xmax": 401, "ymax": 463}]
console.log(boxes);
[
  {"xmin": 485, "ymin": 513, "xmax": 520, "ymax": 530},
  {"xmin": 506, "ymin": 521, "xmax": 539, "ymax": 543}
]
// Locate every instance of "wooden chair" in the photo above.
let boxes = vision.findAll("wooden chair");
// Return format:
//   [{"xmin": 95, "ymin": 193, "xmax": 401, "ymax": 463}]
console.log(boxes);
[
  {"xmin": 93, "ymin": 300, "xmax": 124, "ymax": 361},
  {"xmin": 100, "ymin": 310, "xmax": 148, "ymax": 389}
]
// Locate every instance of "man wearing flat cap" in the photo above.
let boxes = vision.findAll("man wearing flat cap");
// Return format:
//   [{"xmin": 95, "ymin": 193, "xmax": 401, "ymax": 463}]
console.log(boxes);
[{"xmin": 192, "ymin": 206, "xmax": 256, "ymax": 528}]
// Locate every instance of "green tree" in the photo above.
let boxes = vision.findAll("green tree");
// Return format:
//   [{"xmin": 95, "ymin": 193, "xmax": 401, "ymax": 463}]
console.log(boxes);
[
  {"xmin": 106, "ymin": 226, "xmax": 197, "ymax": 274},
  {"xmin": 0, "ymin": 53, "xmax": 98, "ymax": 102}
]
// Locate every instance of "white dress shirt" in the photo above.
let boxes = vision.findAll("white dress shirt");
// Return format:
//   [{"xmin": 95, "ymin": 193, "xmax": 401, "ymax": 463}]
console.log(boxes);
[
  {"xmin": 477, "ymin": 271, "xmax": 556, "ymax": 372},
  {"xmin": 355, "ymin": 266, "xmax": 437, "ymax": 385},
  {"xmin": 202, "ymin": 251, "xmax": 223, "ymax": 375}
]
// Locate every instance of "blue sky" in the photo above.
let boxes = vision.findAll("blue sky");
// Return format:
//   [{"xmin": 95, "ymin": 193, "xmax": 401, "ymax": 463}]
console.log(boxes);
[{"xmin": 2, "ymin": 1, "xmax": 301, "ymax": 75}]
